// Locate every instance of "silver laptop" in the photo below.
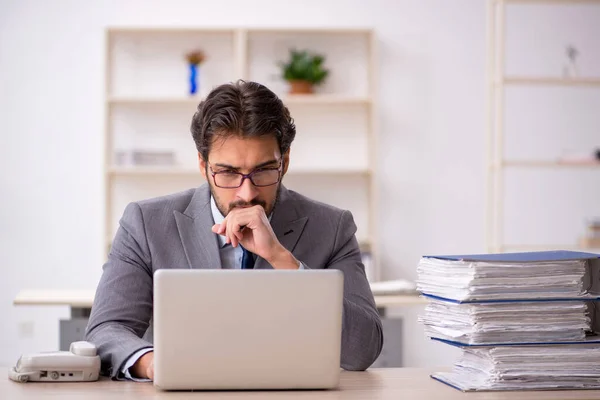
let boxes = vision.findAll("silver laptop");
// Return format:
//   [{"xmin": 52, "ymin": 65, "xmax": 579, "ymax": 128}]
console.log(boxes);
[{"xmin": 153, "ymin": 269, "xmax": 343, "ymax": 391}]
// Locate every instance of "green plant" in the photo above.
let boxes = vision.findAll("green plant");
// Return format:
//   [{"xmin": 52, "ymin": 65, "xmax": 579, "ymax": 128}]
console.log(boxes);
[{"xmin": 279, "ymin": 49, "xmax": 329, "ymax": 85}]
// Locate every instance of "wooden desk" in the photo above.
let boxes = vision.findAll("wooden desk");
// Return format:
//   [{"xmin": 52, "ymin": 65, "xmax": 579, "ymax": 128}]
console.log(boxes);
[{"xmin": 2, "ymin": 367, "xmax": 599, "ymax": 399}]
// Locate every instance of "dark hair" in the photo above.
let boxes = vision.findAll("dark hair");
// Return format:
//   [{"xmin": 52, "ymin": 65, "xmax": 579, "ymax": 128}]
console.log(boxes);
[{"xmin": 190, "ymin": 80, "xmax": 296, "ymax": 161}]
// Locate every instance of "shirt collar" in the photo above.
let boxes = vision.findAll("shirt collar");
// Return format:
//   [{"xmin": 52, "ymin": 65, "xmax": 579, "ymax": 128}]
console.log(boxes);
[{"xmin": 210, "ymin": 196, "xmax": 228, "ymax": 248}]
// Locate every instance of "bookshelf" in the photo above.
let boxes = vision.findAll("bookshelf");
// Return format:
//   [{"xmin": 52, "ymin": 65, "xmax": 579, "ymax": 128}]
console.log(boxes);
[
  {"xmin": 104, "ymin": 27, "xmax": 381, "ymax": 280},
  {"xmin": 486, "ymin": 0, "xmax": 600, "ymax": 253}
]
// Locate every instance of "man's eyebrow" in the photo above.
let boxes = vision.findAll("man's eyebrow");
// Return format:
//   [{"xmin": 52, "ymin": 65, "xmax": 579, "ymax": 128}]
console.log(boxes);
[
  {"xmin": 254, "ymin": 159, "xmax": 279, "ymax": 169},
  {"xmin": 213, "ymin": 163, "xmax": 240, "ymax": 170},
  {"xmin": 213, "ymin": 159, "xmax": 279, "ymax": 171}
]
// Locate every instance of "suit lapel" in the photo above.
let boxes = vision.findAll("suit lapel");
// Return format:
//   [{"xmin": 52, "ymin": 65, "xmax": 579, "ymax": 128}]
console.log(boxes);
[
  {"xmin": 174, "ymin": 184, "xmax": 221, "ymax": 269},
  {"xmin": 254, "ymin": 186, "xmax": 308, "ymax": 269}
]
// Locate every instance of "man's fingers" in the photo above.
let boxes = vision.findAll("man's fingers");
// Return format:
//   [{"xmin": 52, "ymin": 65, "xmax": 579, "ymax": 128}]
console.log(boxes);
[
  {"xmin": 233, "ymin": 228, "xmax": 244, "ymax": 246},
  {"xmin": 146, "ymin": 358, "xmax": 154, "ymax": 381},
  {"xmin": 227, "ymin": 216, "xmax": 237, "ymax": 247},
  {"xmin": 227, "ymin": 209, "xmax": 248, "ymax": 247},
  {"xmin": 214, "ymin": 207, "xmax": 262, "ymax": 247},
  {"xmin": 147, "ymin": 365, "xmax": 154, "ymax": 381},
  {"xmin": 235, "ymin": 228, "xmax": 244, "ymax": 241},
  {"xmin": 232, "ymin": 222, "xmax": 242, "ymax": 247}
]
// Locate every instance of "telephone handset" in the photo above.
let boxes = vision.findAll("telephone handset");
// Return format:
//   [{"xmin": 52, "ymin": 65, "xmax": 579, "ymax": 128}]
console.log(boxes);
[{"xmin": 9, "ymin": 341, "xmax": 101, "ymax": 383}]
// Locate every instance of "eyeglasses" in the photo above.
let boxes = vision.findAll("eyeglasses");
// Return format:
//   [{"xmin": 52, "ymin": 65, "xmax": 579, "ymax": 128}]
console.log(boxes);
[{"xmin": 208, "ymin": 160, "xmax": 283, "ymax": 189}]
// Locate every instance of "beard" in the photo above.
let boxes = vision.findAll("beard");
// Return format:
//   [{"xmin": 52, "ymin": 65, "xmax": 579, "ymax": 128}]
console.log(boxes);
[{"xmin": 209, "ymin": 180, "xmax": 282, "ymax": 218}]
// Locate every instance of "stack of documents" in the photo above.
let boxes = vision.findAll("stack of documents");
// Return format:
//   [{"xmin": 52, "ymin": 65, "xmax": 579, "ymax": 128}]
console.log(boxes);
[
  {"xmin": 433, "ymin": 345, "xmax": 600, "ymax": 391},
  {"xmin": 419, "ymin": 298, "xmax": 590, "ymax": 345},
  {"xmin": 416, "ymin": 257, "xmax": 588, "ymax": 301},
  {"xmin": 417, "ymin": 250, "xmax": 600, "ymax": 391}
]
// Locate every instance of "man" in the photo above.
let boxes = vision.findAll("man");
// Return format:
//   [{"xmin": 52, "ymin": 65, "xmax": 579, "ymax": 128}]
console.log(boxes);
[{"xmin": 85, "ymin": 80, "xmax": 383, "ymax": 381}]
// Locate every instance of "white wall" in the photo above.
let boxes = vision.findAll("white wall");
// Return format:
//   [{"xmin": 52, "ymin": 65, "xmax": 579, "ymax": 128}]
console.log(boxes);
[{"xmin": 1, "ymin": 0, "xmax": 598, "ymax": 369}]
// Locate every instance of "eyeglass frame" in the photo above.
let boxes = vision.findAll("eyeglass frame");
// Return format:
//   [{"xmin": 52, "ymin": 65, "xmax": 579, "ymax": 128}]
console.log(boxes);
[{"xmin": 207, "ymin": 159, "xmax": 284, "ymax": 189}]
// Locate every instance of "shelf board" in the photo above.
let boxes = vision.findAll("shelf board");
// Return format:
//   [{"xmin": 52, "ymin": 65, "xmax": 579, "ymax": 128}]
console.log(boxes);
[
  {"xmin": 503, "ymin": 160, "xmax": 600, "ymax": 168},
  {"xmin": 107, "ymin": 27, "xmax": 373, "ymax": 35},
  {"xmin": 108, "ymin": 166, "xmax": 201, "ymax": 176},
  {"xmin": 247, "ymin": 27, "xmax": 373, "ymax": 35},
  {"xmin": 501, "ymin": 77, "xmax": 600, "ymax": 87},
  {"xmin": 501, "ymin": 0, "xmax": 600, "ymax": 4},
  {"xmin": 108, "ymin": 96, "xmax": 201, "ymax": 106},
  {"xmin": 288, "ymin": 167, "xmax": 372, "ymax": 175},
  {"xmin": 284, "ymin": 94, "xmax": 372, "ymax": 105},
  {"xmin": 107, "ymin": 94, "xmax": 372, "ymax": 106},
  {"xmin": 107, "ymin": 166, "xmax": 372, "ymax": 176},
  {"xmin": 108, "ymin": 27, "xmax": 236, "ymax": 35}
]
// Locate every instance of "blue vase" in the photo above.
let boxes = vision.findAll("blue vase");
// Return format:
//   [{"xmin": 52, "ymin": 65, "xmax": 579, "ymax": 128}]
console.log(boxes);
[{"xmin": 189, "ymin": 63, "xmax": 199, "ymax": 95}]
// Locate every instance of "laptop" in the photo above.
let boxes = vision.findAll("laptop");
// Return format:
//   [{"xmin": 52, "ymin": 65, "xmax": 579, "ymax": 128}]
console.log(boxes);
[{"xmin": 152, "ymin": 269, "xmax": 344, "ymax": 391}]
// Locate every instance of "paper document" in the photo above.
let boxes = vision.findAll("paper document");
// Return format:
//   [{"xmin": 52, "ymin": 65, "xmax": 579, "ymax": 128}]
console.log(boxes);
[
  {"xmin": 416, "ymin": 258, "xmax": 589, "ymax": 301},
  {"xmin": 419, "ymin": 298, "xmax": 591, "ymax": 344},
  {"xmin": 418, "ymin": 250, "xmax": 600, "ymax": 391},
  {"xmin": 434, "ymin": 345, "xmax": 600, "ymax": 391}
]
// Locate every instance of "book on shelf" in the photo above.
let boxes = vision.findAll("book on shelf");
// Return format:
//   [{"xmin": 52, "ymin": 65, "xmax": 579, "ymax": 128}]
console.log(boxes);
[{"xmin": 418, "ymin": 250, "xmax": 600, "ymax": 392}]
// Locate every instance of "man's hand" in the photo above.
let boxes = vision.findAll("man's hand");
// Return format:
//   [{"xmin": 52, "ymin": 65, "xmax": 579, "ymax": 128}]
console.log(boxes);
[
  {"xmin": 212, "ymin": 205, "xmax": 299, "ymax": 269},
  {"xmin": 130, "ymin": 351, "xmax": 154, "ymax": 380}
]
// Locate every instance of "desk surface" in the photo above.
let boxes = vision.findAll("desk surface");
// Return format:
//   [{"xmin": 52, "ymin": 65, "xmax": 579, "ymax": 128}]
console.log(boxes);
[
  {"xmin": 13, "ymin": 289, "xmax": 428, "ymax": 308},
  {"xmin": 2, "ymin": 367, "xmax": 600, "ymax": 399}
]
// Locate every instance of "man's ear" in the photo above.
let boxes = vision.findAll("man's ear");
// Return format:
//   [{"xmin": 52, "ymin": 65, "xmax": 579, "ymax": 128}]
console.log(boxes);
[
  {"xmin": 198, "ymin": 153, "xmax": 207, "ymax": 180},
  {"xmin": 282, "ymin": 149, "xmax": 291, "ymax": 175}
]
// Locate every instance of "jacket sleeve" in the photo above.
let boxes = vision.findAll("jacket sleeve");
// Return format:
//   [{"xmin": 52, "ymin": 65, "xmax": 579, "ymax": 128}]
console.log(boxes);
[
  {"xmin": 85, "ymin": 202, "xmax": 154, "ymax": 379},
  {"xmin": 304, "ymin": 210, "xmax": 383, "ymax": 370}
]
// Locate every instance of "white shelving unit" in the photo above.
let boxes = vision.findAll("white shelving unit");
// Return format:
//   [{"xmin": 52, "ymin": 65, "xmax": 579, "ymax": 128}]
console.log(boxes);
[
  {"xmin": 486, "ymin": 0, "xmax": 600, "ymax": 253},
  {"xmin": 104, "ymin": 27, "xmax": 381, "ymax": 280}
]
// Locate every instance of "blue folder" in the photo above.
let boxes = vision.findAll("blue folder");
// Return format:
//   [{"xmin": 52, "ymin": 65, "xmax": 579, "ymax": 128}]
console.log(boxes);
[
  {"xmin": 429, "ymin": 335, "xmax": 600, "ymax": 348},
  {"xmin": 423, "ymin": 249, "xmax": 600, "ymax": 263}
]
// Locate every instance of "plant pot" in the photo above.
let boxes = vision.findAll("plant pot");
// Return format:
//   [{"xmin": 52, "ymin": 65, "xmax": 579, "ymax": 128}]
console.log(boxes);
[{"xmin": 288, "ymin": 80, "xmax": 313, "ymax": 94}]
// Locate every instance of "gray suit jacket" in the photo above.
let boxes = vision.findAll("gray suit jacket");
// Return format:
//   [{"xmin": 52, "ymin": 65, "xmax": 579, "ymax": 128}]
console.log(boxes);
[{"xmin": 85, "ymin": 184, "xmax": 383, "ymax": 378}]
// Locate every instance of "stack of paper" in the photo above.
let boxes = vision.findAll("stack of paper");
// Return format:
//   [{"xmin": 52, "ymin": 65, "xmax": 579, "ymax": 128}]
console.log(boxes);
[
  {"xmin": 434, "ymin": 345, "xmax": 600, "ymax": 391},
  {"xmin": 419, "ymin": 298, "xmax": 591, "ymax": 345},
  {"xmin": 417, "ymin": 250, "xmax": 600, "ymax": 391},
  {"xmin": 416, "ymin": 257, "xmax": 588, "ymax": 301}
]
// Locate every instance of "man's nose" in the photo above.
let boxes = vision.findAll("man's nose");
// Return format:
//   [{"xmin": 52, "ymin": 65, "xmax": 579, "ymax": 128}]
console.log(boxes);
[{"xmin": 236, "ymin": 176, "xmax": 259, "ymax": 202}]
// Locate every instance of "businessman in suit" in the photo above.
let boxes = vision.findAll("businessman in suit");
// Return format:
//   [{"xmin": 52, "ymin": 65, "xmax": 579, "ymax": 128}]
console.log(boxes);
[{"xmin": 85, "ymin": 80, "xmax": 383, "ymax": 380}]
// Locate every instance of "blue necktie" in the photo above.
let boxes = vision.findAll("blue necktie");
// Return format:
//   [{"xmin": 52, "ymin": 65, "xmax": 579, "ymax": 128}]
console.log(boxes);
[{"xmin": 240, "ymin": 245, "xmax": 255, "ymax": 270}]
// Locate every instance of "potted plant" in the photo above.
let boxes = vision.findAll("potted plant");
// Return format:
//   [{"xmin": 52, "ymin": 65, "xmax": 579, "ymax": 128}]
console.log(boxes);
[{"xmin": 278, "ymin": 49, "xmax": 329, "ymax": 94}]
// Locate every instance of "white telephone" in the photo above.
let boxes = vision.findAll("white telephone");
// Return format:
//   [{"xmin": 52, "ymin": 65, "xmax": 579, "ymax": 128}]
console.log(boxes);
[{"xmin": 9, "ymin": 341, "xmax": 101, "ymax": 383}]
